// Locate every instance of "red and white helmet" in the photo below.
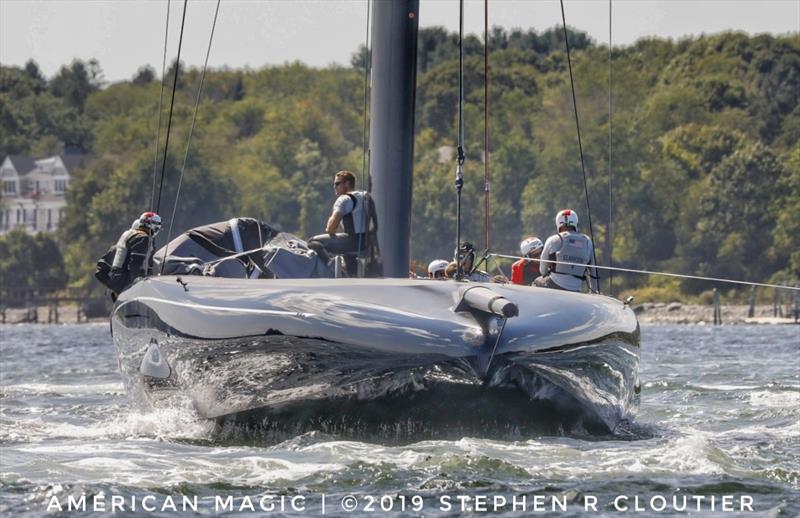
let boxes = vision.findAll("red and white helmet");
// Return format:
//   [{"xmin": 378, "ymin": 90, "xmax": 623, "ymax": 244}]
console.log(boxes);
[
  {"xmin": 520, "ymin": 236, "xmax": 544, "ymax": 257},
  {"xmin": 555, "ymin": 209, "xmax": 578, "ymax": 230},
  {"xmin": 136, "ymin": 211, "xmax": 162, "ymax": 234},
  {"xmin": 427, "ymin": 259, "xmax": 449, "ymax": 278}
]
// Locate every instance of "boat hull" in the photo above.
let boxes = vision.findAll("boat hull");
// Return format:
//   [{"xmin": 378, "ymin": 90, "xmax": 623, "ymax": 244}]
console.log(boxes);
[{"xmin": 111, "ymin": 276, "xmax": 640, "ymax": 440}]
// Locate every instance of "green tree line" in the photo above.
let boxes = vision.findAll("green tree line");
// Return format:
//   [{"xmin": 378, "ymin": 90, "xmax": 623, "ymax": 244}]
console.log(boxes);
[{"xmin": 1, "ymin": 28, "xmax": 798, "ymax": 299}]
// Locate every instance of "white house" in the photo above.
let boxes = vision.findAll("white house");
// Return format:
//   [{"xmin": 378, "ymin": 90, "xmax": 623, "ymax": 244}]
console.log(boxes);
[{"xmin": 0, "ymin": 153, "xmax": 87, "ymax": 235}]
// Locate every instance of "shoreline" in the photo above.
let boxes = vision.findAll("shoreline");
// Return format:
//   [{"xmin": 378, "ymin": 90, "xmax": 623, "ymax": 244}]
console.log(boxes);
[
  {"xmin": 0, "ymin": 304, "xmax": 107, "ymax": 324},
  {"xmin": 633, "ymin": 303, "xmax": 798, "ymax": 325}
]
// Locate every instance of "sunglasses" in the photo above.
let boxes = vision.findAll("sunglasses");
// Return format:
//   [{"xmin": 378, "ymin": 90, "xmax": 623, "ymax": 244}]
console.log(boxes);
[{"xmin": 334, "ymin": 181, "xmax": 343, "ymax": 186}]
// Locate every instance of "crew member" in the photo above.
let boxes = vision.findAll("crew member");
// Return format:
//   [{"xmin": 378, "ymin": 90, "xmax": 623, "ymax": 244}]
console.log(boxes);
[
  {"xmin": 456, "ymin": 242, "xmax": 490, "ymax": 282},
  {"xmin": 307, "ymin": 170, "xmax": 370, "ymax": 276},
  {"xmin": 511, "ymin": 236, "xmax": 543, "ymax": 285},
  {"xmin": 108, "ymin": 211, "xmax": 161, "ymax": 295},
  {"xmin": 427, "ymin": 259, "xmax": 449, "ymax": 279},
  {"xmin": 534, "ymin": 209, "xmax": 598, "ymax": 292}
]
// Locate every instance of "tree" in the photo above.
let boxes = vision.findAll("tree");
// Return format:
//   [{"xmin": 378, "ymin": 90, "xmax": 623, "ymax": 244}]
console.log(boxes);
[
  {"xmin": 132, "ymin": 65, "xmax": 156, "ymax": 85},
  {"xmin": 2, "ymin": 32, "xmax": 796, "ymax": 297},
  {"xmin": 489, "ymin": 134, "xmax": 538, "ymax": 252},
  {"xmin": 23, "ymin": 60, "xmax": 47, "ymax": 94},
  {"xmin": 86, "ymin": 58, "xmax": 105, "ymax": 89},
  {"xmin": 661, "ymin": 124, "xmax": 745, "ymax": 180},
  {"xmin": 682, "ymin": 143, "xmax": 785, "ymax": 288},
  {"xmin": 0, "ymin": 230, "xmax": 66, "ymax": 297},
  {"xmin": 230, "ymin": 74, "xmax": 246, "ymax": 101},
  {"xmin": 771, "ymin": 143, "xmax": 800, "ymax": 280},
  {"xmin": 226, "ymin": 98, "xmax": 265, "ymax": 138},
  {"xmin": 1, "ymin": 64, "xmax": 44, "ymax": 99},
  {"xmin": 350, "ymin": 44, "xmax": 370, "ymax": 72},
  {"xmin": 292, "ymin": 139, "xmax": 332, "ymax": 238},
  {"xmin": 164, "ymin": 59, "xmax": 186, "ymax": 90},
  {"xmin": 49, "ymin": 59, "xmax": 98, "ymax": 111}
]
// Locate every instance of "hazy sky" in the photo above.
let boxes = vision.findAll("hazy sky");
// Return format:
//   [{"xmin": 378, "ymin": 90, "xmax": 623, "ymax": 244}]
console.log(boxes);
[{"xmin": 1, "ymin": 0, "xmax": 798, "ymax": 83}]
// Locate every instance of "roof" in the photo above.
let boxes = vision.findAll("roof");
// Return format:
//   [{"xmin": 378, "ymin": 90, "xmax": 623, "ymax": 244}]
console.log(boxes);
[
  {"xmin": 60, "ymin": 152, "xmax": 89, "ymax": 171},
  {"xmin": 6, "ymin": 155, "xmax": 37, "ymax": 175},
  {"xmin": 2, "ymin": 153, "xmax": 88, "ymax": 176}
]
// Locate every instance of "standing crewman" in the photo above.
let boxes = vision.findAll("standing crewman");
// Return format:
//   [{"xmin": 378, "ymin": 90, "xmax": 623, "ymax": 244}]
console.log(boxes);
[
  {"xmin": 98, "ymin": 211, "xmax": 161, "ymax": 298},
  {"xmin": 307, "ymin": 170, "xmax": 375, "ymax": 277},
  {"xmin": 511, "ymin": 236, "xmax": 543, "ymax": 285},
  {"xmin": 534, "ymin": 209, "xmax": 598, "ymax": 292}
]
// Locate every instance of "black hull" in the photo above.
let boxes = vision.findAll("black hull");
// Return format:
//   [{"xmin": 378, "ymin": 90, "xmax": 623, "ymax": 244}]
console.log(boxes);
[
  {"xmin": 213, "ymin": 382, "xmax": 615, "ymax": 444},
  {"xmin": 112, "ymin": 277, "xmax": 640, "ymax": 442}
]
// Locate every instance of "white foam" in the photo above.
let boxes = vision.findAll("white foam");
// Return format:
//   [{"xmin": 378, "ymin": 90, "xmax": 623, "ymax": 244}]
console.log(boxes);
[
  {"xmin": 5, "ymin": 406, "xmax": 212, "ymax": 444},
  {"xmin": 689, "ymin": 383, "xmax": 759, "ymax": 391},
  {"xmin": 1, "ymin": 383, "xmax": 125, "ymax": 396},
  {"xmin": 748, "ymin": 390, "xmax": 800, "ymax": 409}
]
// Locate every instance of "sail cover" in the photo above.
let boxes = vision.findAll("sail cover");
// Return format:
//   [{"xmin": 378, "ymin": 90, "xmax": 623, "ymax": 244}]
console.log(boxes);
[{"xmin": 154, "ymin": 218, "xmax": 330, "ymax": 279}]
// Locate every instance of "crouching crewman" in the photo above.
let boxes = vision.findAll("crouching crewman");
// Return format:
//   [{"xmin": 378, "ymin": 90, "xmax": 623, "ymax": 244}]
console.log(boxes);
[
  {"xmin": 95, "ymin": 211, "xmax": 161, "ymax": 299},
  {"xmin": 511, "ymin": 236, "xmax": 543, "ymax": 286}
]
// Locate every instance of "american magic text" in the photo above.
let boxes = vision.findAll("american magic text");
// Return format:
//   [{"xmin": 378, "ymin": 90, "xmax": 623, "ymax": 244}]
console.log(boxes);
[{"xmin": 46, "ymin": 492, "xmax": 756, "ymax": 513}]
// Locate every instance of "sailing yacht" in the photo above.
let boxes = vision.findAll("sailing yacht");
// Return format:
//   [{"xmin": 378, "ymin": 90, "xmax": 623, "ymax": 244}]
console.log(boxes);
[{"xmin": 110, "ymin": 0, "xmax": 640, "ymax": 441}]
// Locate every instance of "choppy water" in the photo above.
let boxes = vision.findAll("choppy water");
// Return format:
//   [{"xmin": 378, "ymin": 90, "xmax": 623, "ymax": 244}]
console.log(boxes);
[{"xmin": 1, "ymin": 324, "xmax": 798, "ymax": 516}]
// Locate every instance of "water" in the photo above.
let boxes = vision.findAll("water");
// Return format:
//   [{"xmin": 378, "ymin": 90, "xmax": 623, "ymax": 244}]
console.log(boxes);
[{"xmin": 1, "ymin": 324, "xmax": 798, "ymax": 516}]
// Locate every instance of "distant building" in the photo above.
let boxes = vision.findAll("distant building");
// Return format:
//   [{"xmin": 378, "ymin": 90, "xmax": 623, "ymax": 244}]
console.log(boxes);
[{"xmin": 0, "ymin": 153, "xmax": 87, "ymax": 235}]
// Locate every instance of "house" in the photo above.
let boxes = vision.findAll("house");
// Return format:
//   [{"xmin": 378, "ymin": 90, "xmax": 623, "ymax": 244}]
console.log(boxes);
[{"xmin": 0, "ymin": 153, "xmax": 87, "ymax": 235}]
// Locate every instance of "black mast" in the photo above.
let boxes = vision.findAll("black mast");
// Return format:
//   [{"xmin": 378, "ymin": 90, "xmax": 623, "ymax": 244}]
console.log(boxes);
[{"xmin": 368, "ymin": 0, "xmax": 419, "ymax": 278}]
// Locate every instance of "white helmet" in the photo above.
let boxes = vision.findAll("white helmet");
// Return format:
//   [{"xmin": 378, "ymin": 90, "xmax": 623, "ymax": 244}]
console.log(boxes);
[
  {"xmin": 520, "ymin": 237, "xmax": 544, "ymax": 257},
  {"xmin": 427, "ymin": 259, "xmax": 449, "ymax": 278},
  {"xmin": 136, "ymin": 211, "xmax": 163, "ymax": 234},
  {"xmin": 555, "ymin": 209, "xmax": 578, "ymax": 230}
]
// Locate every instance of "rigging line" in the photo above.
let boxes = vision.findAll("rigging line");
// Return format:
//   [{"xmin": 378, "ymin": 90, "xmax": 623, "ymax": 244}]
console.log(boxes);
[
  {"xmin": 608, "ymin": 0, "xmax": 613, "ymax": 296},
  {"xmin": 161, "ymin": 0, "xmax": 222, "ymax": 275},
  {"xmin": 488, "ymin": 253, "xmax": 800, "ymax": 292},
  {"xmin": 458, "ymin": 0, "xmax": 465, "ymax": 151},
  {"xmin": 357, "ymin": 0, "xmax": 372, "ymax": 258},
  {"xmin": 155, "ymin": 0, "xmax": 189, "ymax": 215},
  {"xmin": 559, "ymin": 0, "xmax": 599, "ymax": 288},
  {"xmin": 483, "ymin": 0, "xmax": 491, "ymax": 253},
  {"xmin": 150, "ymin": 0, "xmax": 171, "ymax": 212},
  {"xmin": 454, "ymin": 0, "xmax": 466, "ymax": 280},
  {"xmin": 483, "ymin": 317, "xmax": 507, "ymax": 384}
]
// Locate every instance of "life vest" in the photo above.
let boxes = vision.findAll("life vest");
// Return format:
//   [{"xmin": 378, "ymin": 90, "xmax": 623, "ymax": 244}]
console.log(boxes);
[
  {"xmin": 342, "ymin": 191, "xmax": 382, "ymax": 277},
  {"xmin": 511, "ymin": 259, "xmax": 540, "ymax": 285},
  {"xmin": 342, "ymin": 191, "xmax": 377, "ymax": 236},
  {"xmin": 95, "ymin": 229, "xmax": 151, "ymax": 293},
  {"xmin": 550, "ymin": 231, "xmax": 592, "ymax": 279}
]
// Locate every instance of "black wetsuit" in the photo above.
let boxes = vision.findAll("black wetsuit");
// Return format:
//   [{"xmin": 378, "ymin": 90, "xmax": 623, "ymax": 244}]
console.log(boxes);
[{"xmin": 109, "ymin": 230, "xmax": 153, "ymax": 294}]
